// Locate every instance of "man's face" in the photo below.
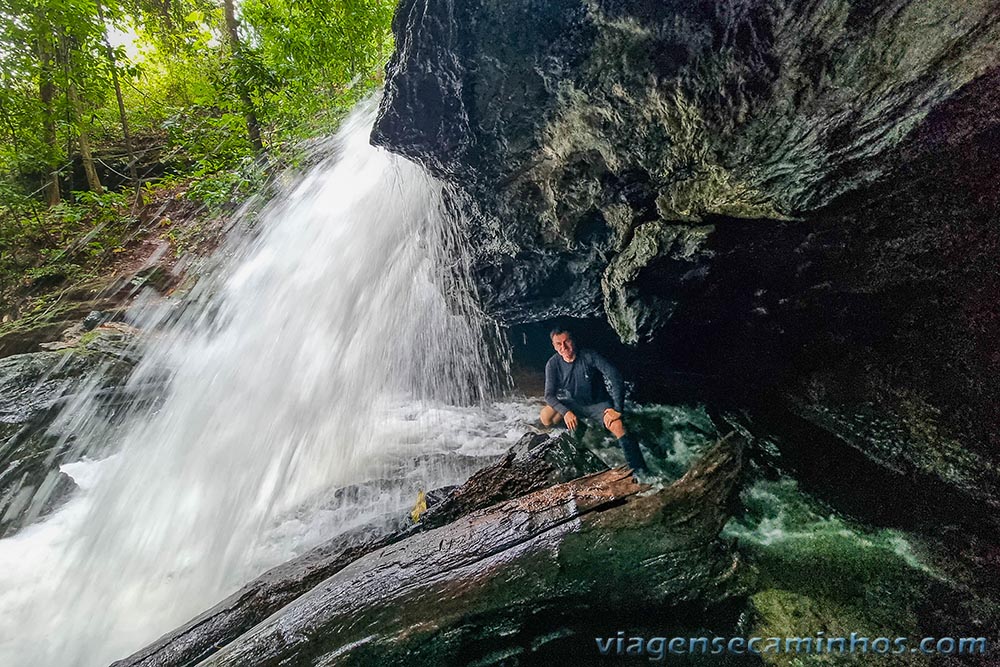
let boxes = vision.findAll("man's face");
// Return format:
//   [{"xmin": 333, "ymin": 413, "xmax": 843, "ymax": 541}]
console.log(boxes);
[{"xmin": 551, "ymin": 332, "xmax": 576, "ymax": 362}]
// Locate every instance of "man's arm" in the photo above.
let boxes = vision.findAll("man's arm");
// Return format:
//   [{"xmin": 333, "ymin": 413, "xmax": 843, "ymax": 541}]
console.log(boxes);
[
  {"xmin": 589, "ymin": 351, "xmax": 625, "ymax": 412},
  {"xmin": 544, "ymin": 357, "xmax": 571, "ymax": 415}
]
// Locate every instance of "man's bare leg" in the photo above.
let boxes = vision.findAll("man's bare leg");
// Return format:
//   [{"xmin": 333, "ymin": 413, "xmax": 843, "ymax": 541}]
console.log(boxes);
[
  {"xmin": 539, "ymin": 405, "xmax": 563, "ymax": 427},
  {"xmin": 603, "ymin": 411, "xmax": 647, "ymax": 472},
  {"xmin": 605, "ymin": 416, "xmax": 626, "ymax": 439}
]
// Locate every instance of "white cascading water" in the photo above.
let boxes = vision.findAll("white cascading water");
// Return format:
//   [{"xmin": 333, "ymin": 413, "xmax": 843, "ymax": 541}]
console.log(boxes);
[{"xmin": 0, "ymin": 101, "xmax": 530, "ymax": 666}]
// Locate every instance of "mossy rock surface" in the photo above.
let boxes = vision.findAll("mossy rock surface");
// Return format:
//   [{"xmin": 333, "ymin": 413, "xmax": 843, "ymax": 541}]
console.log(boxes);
[{"xmin": 749, "ymin": 588, "xmax": 929, "ymax": 667}]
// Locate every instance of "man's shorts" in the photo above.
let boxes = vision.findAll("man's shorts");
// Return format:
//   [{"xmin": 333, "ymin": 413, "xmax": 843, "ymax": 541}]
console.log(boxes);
[{"xmin": 563, "ymin": 400, "xmax": 615, "ymax": 423}]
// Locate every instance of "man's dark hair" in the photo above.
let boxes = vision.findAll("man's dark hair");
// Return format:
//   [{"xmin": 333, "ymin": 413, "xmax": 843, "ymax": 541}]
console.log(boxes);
[{"xmin": 549, "ymin": 325, "xmax": 573, "ymax": 339}]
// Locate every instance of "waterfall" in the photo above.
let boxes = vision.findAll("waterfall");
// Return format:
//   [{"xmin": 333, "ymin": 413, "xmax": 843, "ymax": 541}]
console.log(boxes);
[{"xmin": 0, "ymin": 100, "xmax": 520, "ymax": 666}]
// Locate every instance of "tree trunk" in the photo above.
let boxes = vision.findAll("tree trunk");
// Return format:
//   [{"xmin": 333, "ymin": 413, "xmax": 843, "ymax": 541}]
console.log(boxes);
[
  {"xmin": 0, "ymin": 97, "xmax": 22, "ymax": 181},
  {"xmin": 36, "ymin": 21, "xmax": 60, "ymax": 206},
  {"xmin": 111, "ymin": 432, "xmax": 610, "ymax": 667},
  {"xmin": 115, "ymin": 433, "xmax": 746, "ymax": 667},
  {"xmin": 160, "ymin": 0, "xmax": 173, "ymax": 32},
  {"xmin": 67, "ymin": 81, "xmax": 104, "ymax": 194},
  {"xmin": 97, "ymin": 0, "xmax": 137, "ymax": 186},
  {"xmin": 223, "ymin": 0, "xmax": 264, "ymax": 154}
]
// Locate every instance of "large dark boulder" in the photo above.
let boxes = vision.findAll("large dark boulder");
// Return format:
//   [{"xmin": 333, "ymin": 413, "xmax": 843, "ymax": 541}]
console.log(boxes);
[{"xmin": 373, "ymin": 0, "xmax": 1000, "ymax": 515}]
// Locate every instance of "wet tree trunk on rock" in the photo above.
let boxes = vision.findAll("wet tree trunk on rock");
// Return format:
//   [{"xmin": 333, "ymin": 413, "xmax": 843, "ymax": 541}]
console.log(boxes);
[
  {"xmin": 420, "ymin": 430, "xmax": 611, "ymax": 527},
  {"xmin": 113, "ymin": 431, "xmax": 610, "ymax": 667},
  {"xmin": 194, "ymin": 434, "xmax": 745, "ymax": 666}
]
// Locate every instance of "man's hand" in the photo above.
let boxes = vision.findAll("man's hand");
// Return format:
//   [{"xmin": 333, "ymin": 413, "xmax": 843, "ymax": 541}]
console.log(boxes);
[
  {"xmin": 564, "ymin": 410, "xmax": 578, "ymax": 431},
  {"xmin": 603, "ymin": 408, "xmax": 622, "ymax": 430}
]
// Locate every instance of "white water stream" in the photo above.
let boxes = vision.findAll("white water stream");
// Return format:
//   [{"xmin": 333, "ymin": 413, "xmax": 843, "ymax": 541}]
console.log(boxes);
[{"xmin": 0, "ymin": 102, "xmax": 528, "ymax": 666}]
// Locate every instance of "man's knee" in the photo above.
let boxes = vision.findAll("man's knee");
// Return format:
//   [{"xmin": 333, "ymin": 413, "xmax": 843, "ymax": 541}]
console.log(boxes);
[
  {"xmin": 607, "ymin": 416, "xmax": 626, "ymax": 438},
  {"xmin": 540, "ymin": 405, "xmax": 563, "ymax": 426}
]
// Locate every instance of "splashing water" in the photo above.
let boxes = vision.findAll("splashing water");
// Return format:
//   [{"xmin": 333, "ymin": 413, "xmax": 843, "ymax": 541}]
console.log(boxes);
[{"xmin": 0, "ymin": 101, "xmax": 520, "ymax": 666}]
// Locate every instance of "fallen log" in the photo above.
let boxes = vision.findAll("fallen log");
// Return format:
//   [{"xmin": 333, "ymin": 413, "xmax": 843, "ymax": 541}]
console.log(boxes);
[
  {"xmin": 113, "ymin": 431, "xmax": 609, "ymax": 667},
  {"xmin": 196, "ymin": 433, "xmax": 745, "ymax": 666},
  {"xmin": 421, "ymin": 430, "xmax": 610, "ymax": 527}
]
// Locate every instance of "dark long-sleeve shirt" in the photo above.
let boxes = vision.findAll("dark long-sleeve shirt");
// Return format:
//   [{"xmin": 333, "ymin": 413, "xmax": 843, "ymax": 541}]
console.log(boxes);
[{"xmin": 544, "ymin": 348, "xmax": 625, "ymax": 415}]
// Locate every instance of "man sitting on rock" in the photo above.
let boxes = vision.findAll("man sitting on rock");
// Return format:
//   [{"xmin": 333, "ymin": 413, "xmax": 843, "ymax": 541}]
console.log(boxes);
[{"xmin": 540, "ymin": 326, "xmax": 649, "ymax": 473}]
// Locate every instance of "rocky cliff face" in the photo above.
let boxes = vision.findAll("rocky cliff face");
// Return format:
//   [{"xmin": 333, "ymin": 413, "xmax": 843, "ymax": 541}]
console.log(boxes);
[{"xmin": 373, "ymin": 0, "xmax": 1000, "ymax": 517}]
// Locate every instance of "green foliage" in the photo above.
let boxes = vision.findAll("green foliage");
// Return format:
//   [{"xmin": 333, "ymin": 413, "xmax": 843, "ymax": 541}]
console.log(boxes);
[
  {"xmin": 239, "ymin": 0, "xmax": 396, "ymax": 139},
  {"xmin": 0, "ymin": 185, "xmax": 136, "ymax": 298},
  {"xmin": 0, "ymin": 0, "xmax": 397, "ymax": 307},
  {"xmin": 0, "ymin": 0, "xmax": 395, "ymax": 195},
  {"xmin": 185, "ymin": 155, "xmax": 264, "ymax": 211}
]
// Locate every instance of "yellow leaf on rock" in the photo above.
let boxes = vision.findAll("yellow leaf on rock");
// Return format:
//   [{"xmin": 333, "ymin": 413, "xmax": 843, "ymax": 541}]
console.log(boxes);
[{"xmin": 410, "ymin": 489, "xmax": 427, "ymax": 523}]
